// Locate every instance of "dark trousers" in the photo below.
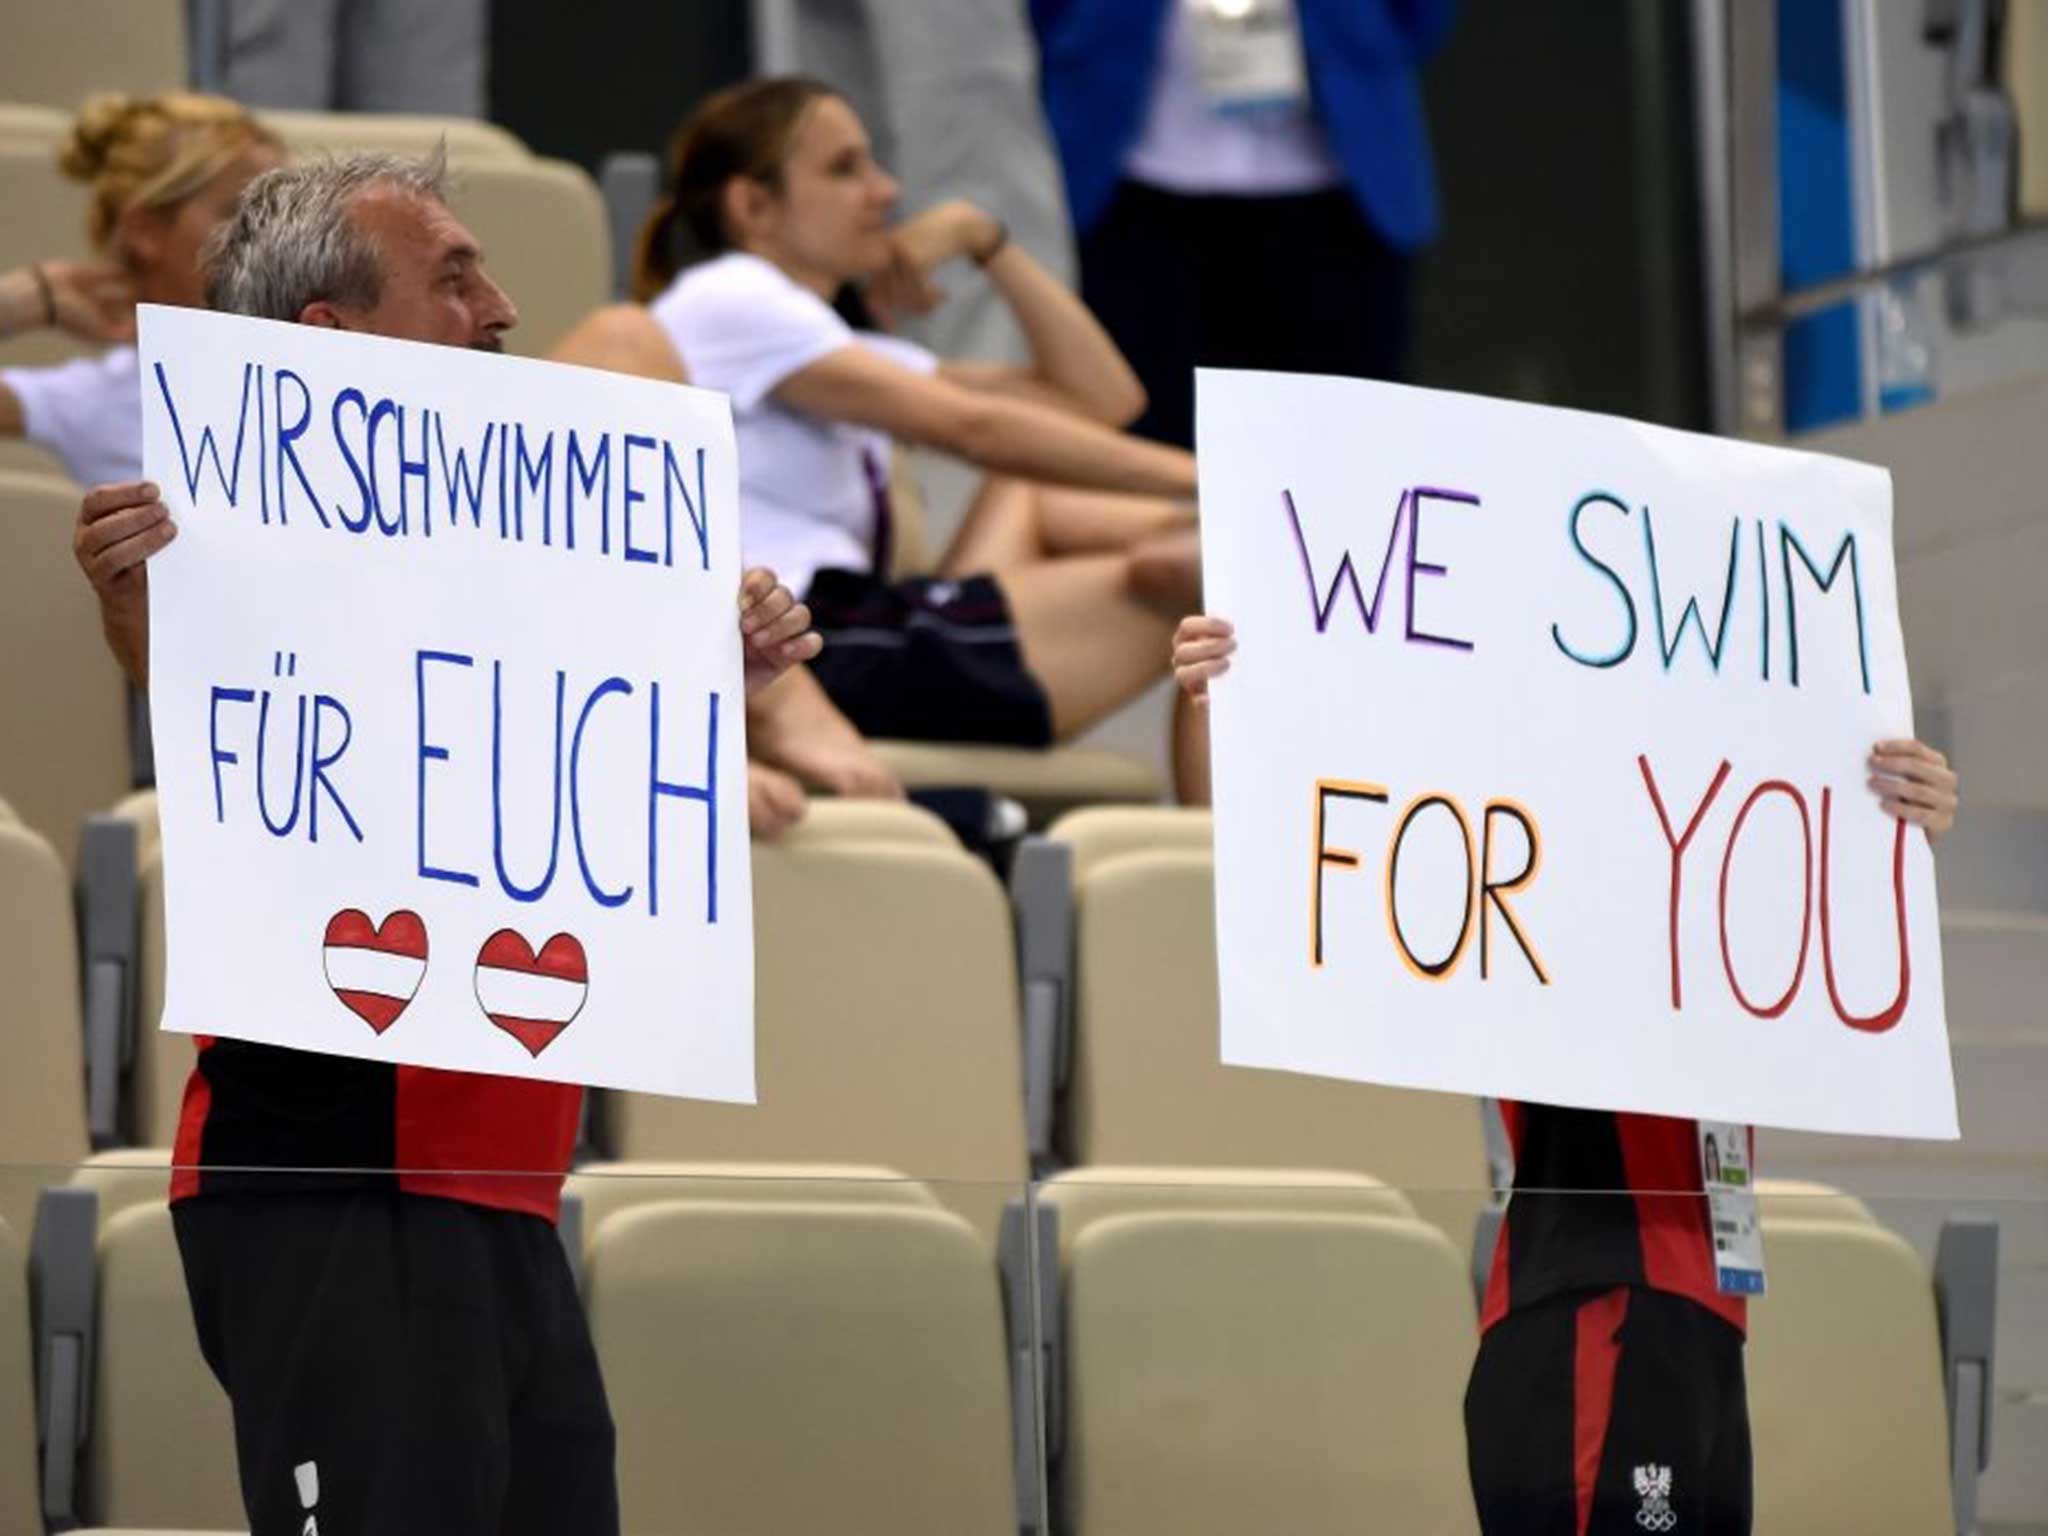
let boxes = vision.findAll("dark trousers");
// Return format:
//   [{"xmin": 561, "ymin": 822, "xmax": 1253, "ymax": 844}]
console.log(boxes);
[
  {"xmin": 1465, "ymin": 1286, "xmax": 1752, "ymax": 1535},
  {"xmin": 1078, "ymin": 179, "xmax": 1416, "ymax": 449},
  {"xmin": 174, "ymin": 1190, "xmax": 618, "ymax": 1536}
]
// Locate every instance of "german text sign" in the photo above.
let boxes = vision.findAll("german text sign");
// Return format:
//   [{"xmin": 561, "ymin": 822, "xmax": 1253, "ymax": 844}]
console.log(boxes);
[
  {"xmin": 1198, "ymin": 370, "xmax": 1954, "ymax": 1137},
  {"xmin": 141, "ymin": 306, "xmax": 753, "ymax": 1100}
]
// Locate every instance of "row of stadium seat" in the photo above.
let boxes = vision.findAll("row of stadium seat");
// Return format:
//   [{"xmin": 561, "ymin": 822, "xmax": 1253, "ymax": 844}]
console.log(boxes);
[
  {"xmin": 1, "ymin": 777, "xmax": 2027, "ymax": 1528},
  {"xmin": 2, "ymin": 1164, "xmax": 1991, "ymax": 1534},
  {"xmin": 12, "ymin": 1152, "xmax": 1484, "ymax": 1532},
  {"xmin": 39, "ymin": 786, "xmax": 2048, "ymax": 1236}
]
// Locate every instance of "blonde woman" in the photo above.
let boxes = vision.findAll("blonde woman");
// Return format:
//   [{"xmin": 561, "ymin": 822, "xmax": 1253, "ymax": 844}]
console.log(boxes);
[{"xmin": 0, "ymin": 93, "xmax": 283, "ymax": 485}]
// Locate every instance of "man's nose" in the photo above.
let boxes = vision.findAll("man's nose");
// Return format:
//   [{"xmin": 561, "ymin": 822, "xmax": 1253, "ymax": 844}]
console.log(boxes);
[{"xmin": 477, "ymin": 268, "xmax": 519, "ymax": 338}]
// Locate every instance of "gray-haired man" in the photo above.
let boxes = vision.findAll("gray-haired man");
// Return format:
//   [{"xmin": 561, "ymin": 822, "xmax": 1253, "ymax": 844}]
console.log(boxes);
[{"xmin": 71, "ymin": 154, "xmax": 820, "ymax": 1536}]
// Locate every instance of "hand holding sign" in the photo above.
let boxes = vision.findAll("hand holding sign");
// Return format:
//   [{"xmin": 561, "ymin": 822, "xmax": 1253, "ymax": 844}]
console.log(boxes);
[
  {"xmin": 72, "ymin": 479, "xmax": 177, "ymax": 686},
  {"xmin": 738, "ymin": 565, "xmax": 822, "ymax": 694},
  {"xmin": 1172, "ymin": 613, "xmax": 1236, "ymax": 703},
  {"xmin": 1196, "ymin": 370, "xmax": 1957, "ymax": 1138},
  {"xmin": 1867, "ymin": 739, "xmax": 1957, "ymax": 838}
]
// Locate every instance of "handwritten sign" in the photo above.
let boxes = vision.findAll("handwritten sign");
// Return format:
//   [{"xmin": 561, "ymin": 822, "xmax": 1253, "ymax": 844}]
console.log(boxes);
[
  {"xmin": 140, "ymin": 305, "xmax": 754, "ymax": 1101},
  {"xmin": 1199, "ymin": 370, "xmax": 1955, "ymax": 1138}
]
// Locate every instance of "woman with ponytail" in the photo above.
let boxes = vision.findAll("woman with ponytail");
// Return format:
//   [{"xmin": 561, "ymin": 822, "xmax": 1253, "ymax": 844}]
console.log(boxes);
[
  {"xmin": 640, "ymin": 77, "xmax": 1210, "ymax": 800},
  {"xmin": 0, "ymin": 92, "xmax": 282, "ymax": 485}
]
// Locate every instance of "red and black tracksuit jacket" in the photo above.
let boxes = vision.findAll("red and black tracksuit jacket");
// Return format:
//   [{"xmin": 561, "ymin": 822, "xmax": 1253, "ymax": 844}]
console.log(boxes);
[{"xmin": 171, "ymin": 1036, "xmax": 582, "ymax": 1220}]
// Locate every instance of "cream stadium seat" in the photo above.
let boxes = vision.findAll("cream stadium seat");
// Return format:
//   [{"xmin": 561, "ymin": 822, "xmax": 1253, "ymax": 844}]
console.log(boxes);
[
  {"xmin": 0, "ymin": 437, "xmax": 69, "ymax": 477},
  {"xmin": 262, "ymin": 108, "xmax": 529, "ymax": 165},
  {"xmin": 1755, "ymin": 1177, "xmax": 1877, "ymax": 1226},
  {"xmin": 31, "ymin": 1174, "xmax": 240, "ymax": 1531},
  {"xmin": 772, "ymin": 794, "xmax": 958, "ymax": 848},
  {"xmin": 1037, "ymin": 1164, "xmax": 1419, "ymax": 1230},
  {"xmin": 869, "ymin": 738, "xmax": 1163, "ymax": 825},
  {"xmin": 1046, "ymin": 1191, "xmax": 1478, "ymax": 1535},
  {"xmin": 1013, "ymin": 810, "xmax": 1492, "ymax": 1246},
  {"xmin": 446, "ymin": 158, "xmax": 610, "ymax": 359},
  {"xmin": 0, "ymin": 473, "xmax": 131, "ymax": 867},
  {"xmin": 0, "ymin": 101, "xmax": 68, "ymax": 148},
  {"xmin": 564, "ymin": 1159, "xmax": 939, "ymax": 1262},
  {"xmin": 1043, "ymin": 803, "xmax": 1214, "ymax": 879},
  {"xmin": 70, "ymin": 1148, "xmax": 174, "ymax": 1230},
  {"xmin": 0, "ymin": 2, "xmax": 188, "ymax": 111},
  {"xmin": 0, "ymin": 813, "xmax": 89, "ymax": 1240},
  {"xmin": 85, "ymin": 1200, "xmax": 241, "ymax": 1529},
  {"xmin": 606, "ymin": 836, "xmax": 1030, "ymax": 1247},
  {"xmin": 1747, "ymin": 1212, "xmax": 1960, "ymax": 1535},
  {"xmin": 585, "ymin": 1198, "xmax": 1016, "ymax": 1536},
  {"xmin": 0, "ymin": 1218, "xmax": 40, "ymax": 1536},
  {"xmin": 1754, "ymin": 1123, "xmax": 2028, "ymax": 1525}
]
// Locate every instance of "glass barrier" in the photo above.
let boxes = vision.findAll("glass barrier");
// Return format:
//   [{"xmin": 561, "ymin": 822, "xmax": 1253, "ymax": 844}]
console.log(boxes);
[{"xmin": 2, "ymin": 1154, "xmax": 2042, "ymax": 1535}]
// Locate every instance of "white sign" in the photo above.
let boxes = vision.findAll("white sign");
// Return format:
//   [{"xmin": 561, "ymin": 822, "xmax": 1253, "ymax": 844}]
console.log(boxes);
[
  {"xmin": 1198, "ymin": 370, "xmax": 1955, "ymax": 1138},
  {"xmin": 141, "ymin": 306, "xmax": 754, "ymax": 1101}
]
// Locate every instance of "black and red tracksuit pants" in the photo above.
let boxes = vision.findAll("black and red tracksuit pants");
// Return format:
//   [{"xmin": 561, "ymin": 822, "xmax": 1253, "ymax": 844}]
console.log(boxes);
[{"xmin": 1465, "ymin": 1285, "xmax": 1751, "ymax": 1535}]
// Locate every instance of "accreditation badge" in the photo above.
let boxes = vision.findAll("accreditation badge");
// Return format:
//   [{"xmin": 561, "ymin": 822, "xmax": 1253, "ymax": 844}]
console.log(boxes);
[
  {"xmin": 1699, "ymin": 1121, "xmax": 1766, "ymax": 1295},
  {"xmin": 1189, "ymin": 0, "xmax": 1310, "ymax": 115}
]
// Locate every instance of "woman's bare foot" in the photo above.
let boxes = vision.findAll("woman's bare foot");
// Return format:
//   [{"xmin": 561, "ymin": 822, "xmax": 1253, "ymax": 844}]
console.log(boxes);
[{"xmin": 747, "ymin": 667, "xmax": 907, "ymax": 799}]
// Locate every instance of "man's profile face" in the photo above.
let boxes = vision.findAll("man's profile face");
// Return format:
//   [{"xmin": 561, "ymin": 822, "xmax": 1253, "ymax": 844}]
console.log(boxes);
[{"xmin": 318, "ymin": 185, "xmax": 519, "ymax": 350}]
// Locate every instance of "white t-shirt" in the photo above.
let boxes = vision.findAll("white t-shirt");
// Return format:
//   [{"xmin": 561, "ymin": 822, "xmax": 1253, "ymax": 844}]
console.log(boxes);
[
  {"xmin": 0, "ymin": 346, "xmax": 142, "ymax": 487},
  {"xmin": 1123, "ymin": 1, "xmax": 1344, "ymax": 197},
  {"xmin": 650, "ymin": 251, "xmax": 938, "ymax": 598}
]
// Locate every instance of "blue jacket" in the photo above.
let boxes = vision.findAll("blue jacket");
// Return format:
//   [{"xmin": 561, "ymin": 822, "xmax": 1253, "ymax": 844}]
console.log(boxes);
[{"xmin": 1031, "ymin": 0, "xmax": 1456, "ymax": 249}]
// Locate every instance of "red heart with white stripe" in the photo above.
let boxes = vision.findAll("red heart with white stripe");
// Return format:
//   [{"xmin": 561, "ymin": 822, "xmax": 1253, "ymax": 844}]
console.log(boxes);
[
  {"xmin": 323, "ymin": 909, "xmax": 428, "ymax": 1034},
  {"xmin": 475, "ymin": 929, "xmax": 588, "ymax": 1057}
]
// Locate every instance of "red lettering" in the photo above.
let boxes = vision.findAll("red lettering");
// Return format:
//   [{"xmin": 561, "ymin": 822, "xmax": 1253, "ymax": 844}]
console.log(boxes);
[
  {"xmin": 1638, "ymin": 754, "xmax": 1733, "ymax": 1009},
  {"xmin": 1818, "ymin": 789, "xmax": 1911, "ymax": 1032},
  {"xmin": 1716, "ymin": 781, "xmax": 1813, "ymax": 1018}
]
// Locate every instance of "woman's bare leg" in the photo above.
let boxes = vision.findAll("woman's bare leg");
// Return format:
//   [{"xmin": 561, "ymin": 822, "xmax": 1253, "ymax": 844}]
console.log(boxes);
[
  {"xmin": 996, "ymin": 555, "xmax": 1176, "ymax": 740},
  {"xmin": 1032, "ymin": 484, "xmax": 1194, "ymax": 556},
  {"xmin": 938, "ymin": 476, "xmax": 1040, "ymax": 577},
  {"xmin": 942, "ymin": 476, "xmax": 1194, "ymax": 579}
]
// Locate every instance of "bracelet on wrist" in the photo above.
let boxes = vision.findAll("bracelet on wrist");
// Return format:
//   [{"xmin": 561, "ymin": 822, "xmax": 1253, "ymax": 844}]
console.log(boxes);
[
  {"xmin": 971, "ymin": 219, "xmax": 1010, "ymax": 268},
  {"xmin": 30, "ymin": 264, "xmax": 57, "ymax": 327}
]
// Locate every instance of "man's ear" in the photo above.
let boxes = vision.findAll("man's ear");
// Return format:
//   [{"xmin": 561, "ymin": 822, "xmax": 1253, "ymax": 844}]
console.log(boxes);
[{"xmin": 298, "ymin": 300, "xmax": 347, "ymax": 329}]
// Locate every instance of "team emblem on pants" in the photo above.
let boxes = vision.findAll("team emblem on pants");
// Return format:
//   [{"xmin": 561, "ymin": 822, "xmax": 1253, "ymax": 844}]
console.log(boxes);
[{"xmin": 1633, "ymin": 1463, "xmax": 1677, "ymax": 1531}]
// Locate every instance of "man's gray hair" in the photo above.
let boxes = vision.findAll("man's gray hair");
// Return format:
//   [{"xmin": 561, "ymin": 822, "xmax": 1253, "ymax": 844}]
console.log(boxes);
[{"xmin": 203, "ymin": 148, "xmax": 450, "ymax": 320}]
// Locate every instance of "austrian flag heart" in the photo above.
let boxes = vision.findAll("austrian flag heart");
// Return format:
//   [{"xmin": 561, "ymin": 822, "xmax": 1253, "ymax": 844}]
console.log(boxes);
[
  {"xmin": 322, "ymin": 909, "xmax": 429, "ymax": 1033},
  {"xmin": 475, "ymin": 929, "xmax": 589, "ymax": 1057}
]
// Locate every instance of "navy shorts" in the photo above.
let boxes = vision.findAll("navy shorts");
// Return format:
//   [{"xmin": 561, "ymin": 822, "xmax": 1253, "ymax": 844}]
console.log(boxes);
[{"xmin": 803, "ymin": 567, "xmax": 1055, "ymax": 748}]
